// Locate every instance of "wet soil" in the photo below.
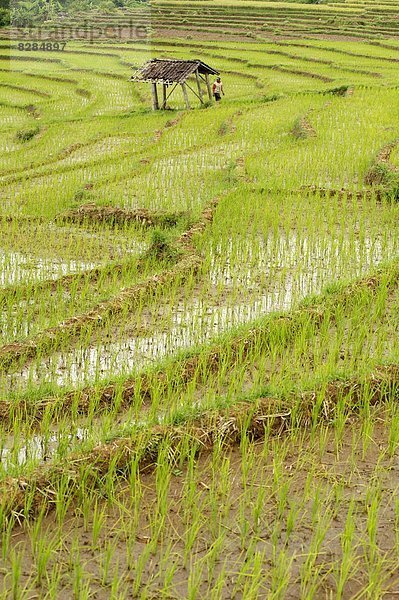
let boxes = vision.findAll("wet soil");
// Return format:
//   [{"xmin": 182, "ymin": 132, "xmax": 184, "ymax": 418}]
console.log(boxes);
[{"xmin": 3, "ymin": 412, "xmax": 399, "ymax": 598}]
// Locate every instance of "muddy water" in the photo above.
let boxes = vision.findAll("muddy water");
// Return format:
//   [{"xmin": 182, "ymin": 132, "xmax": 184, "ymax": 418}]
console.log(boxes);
[
  {"xmin": 0, "ymin": 238, "xmax": 148, "ymax": 343},
  {"xmin": 209, "ymin": 234, "xmax": 395, "ymax": 292},
  {"xmin": 0, "ymin": 406, "xmax": 173, "ymax": 470},
  {"xmin": 0, "ymin": 234, "xmax": 147, "ymax": 288},
  {"xmin": 0, "ymin": 427, "xmax": 88, "ymax": 471},
  {"xmin": 5, "ymin": 232, "xmax": 398, "ymax": 391},
  {"xmin": 0, "ymin": 250, "xmax": 98, "ymax": 287}
]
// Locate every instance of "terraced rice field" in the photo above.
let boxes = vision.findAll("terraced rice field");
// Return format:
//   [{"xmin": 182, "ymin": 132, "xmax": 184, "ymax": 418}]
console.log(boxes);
[{"xmin": 1, "ymin": 0, "xmax": 399, "ymax": 597}]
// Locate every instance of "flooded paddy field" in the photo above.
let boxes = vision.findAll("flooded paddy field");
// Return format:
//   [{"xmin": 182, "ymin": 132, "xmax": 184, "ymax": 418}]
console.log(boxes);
[
  {"xmin": 5, "ymin": 223, "xmax": 399, "ymax": 391},
  {"xmin": 1, "ymin": 11, "xmax": 399, "ymax": 597}
]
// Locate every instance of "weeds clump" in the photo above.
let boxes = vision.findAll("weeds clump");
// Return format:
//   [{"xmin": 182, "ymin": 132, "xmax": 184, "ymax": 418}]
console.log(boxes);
[
  {"xmin": 145, "ymin": 229, "xmax": 180, "ymax": 262},
  {"xmin": 291, "ymin": 115, "xmax": 316, "ymax": 139},
  {"xmin": 200, "ymin": 100, "xmax": 212, "ymax": 109},
  {"xmin": 75, "ymin": 88, "xmax": 91, "ymax": 98},
  {"xmin": 365, "ymin": 162, "xmax": 399, "ymax": 199},
  {"xmin": 59, "ymin": 203, "xmax": 188, "ymax": 228},
  {"xmin": 365, "ymin": 141, "xmax": 399, "ymax": 199},
  {"xmin": 262, "ymin": 93, "xmax": 284, "ymax": 103},
  {"xmin": 15, "ymin": 126, "xmax": 40, "ymax": 143},
  {"xmin": 326, "ymin": 85, "xmax": 354, "ymax": 96},
  {"xmin": 24, "ymin": 104, "xmax": 40, "ymax": 118},
  {"xmin": 72, "ymin": 188, "xmax": 95, "ymax": 205},
  {"xmin": 217, "ymin": 120, "xmax": 229, "ymax": 136}
]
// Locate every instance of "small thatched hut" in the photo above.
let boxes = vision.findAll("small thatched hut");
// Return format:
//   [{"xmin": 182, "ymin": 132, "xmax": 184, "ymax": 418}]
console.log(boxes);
[{"xmin": 132, "ymin": 58, "xmax": 219, "ymax": 109}]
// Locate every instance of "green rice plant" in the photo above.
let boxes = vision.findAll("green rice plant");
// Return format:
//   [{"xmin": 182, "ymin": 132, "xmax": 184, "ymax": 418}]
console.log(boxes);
[
  {"xmin": 202, "ymin": 530, "xmax": 227, "ymax": 584},
  {"xmin": 1, "ymin": 514, "xmax": 15, "ymax": 562},
  {"xmin": 131, "ymin": 543, "xmax": 153, "ymax": 597},
  {"xmin": 91, "ymin": 499, "xmax": 107, "ymax": 549},
  {"xmin": 148, "ymin": 443, "xmax": 173, "ymax": 547},
  {"xmin": 100, "ymin": 539, "xmax": 115, "ymax": 587},
  {"xmin": 54, "ymin": 473, "xmax": 74, "ymax": 527},
  {"xmin": 187, "ymin": 557, "xmax": 204, "ymax": 600},
  {"xmin": 334, "ymin": 500, "xmax": 358, "ymax": 599},
  {"xmin": 365, "ymin": 485, "xmax": 382, "ymax": 566},
  {"xmin": 241, "ymin": 549, "xmax": 267, "ymax": 598},
  {"xmin": 9, "ymin": 546, "xmax": 23, "ymax": 600},
  {"xmin": 388, "ymin": 405, "xmax": 399, "ymax": 457},
  {"xmin": 44, "ymin": 562, "xmax": 63, "ymax": 599},
  {"xmin": 300, "ymin": 505, "xmax": 333, "ymax": 598},
  {"xmin": 269, "ymin": 549, "xmax": 293, "ymax": 599},
  {"xmin": 284, "ymin": 500, "xmax": 300, "ymax": 545},
  {"xmin": 33, "ymin": 533, "xmax": 56, "ymax": 588}
]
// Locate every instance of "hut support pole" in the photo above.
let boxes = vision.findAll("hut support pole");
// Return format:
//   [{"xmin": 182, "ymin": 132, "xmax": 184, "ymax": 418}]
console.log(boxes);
[
  {"xmin": 181, "ymin": 82, "xmax": 190, "ymax": 109},
  {"xmin": 162, "ymin": 83, "xmax": 167, "ymax": 109},
  {"xmin": 151, "ymin": 82, "xmax": 159, "ymax": 110},
  {"xmin": 195, "ymin": 69, "xmax": 204, "ymax": 103},
  {"xmin": 205, "ymin": 73, "xmax": 212, "ymax": 100}
]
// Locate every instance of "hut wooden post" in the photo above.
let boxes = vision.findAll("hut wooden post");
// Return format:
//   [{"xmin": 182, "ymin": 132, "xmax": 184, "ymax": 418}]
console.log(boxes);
[
  {"xmin": 181, "ymin": 82, "xmax": 190, "ymax": 109},
  {"xmin": 195, "ymin": 69, "xmax": 204, "ymax": 103},
  {"xmin": 162, "ymin": 83, "xmax": 167, "ymax": 109},
  {"xmin": 205, "ymin": 73, "xmax": 212, "ymax": 100},
  {"xmin": 151, "ymin": 82, "xmax": 159, "ymax": 110}
]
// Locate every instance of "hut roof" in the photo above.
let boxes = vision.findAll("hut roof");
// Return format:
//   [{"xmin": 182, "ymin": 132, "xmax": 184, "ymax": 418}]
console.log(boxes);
[{"xmin": 132, "ymin": 59, "xmax": 219, "ymax": 84}]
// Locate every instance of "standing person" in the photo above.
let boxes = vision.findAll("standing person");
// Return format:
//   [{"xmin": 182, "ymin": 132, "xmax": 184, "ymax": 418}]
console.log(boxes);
[{"xmin": 212, "ymin": 77, "xmax": 224, "ymax": 102}]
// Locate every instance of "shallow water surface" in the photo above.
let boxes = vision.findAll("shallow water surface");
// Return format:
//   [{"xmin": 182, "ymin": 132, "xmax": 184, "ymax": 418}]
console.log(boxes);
[
  {"xmin": 0, "ymin": 250, "xmax": 97, "ymax": 287},
  {"xmin": 5, "ymin": 231, "xmax": 398, "ymax": 390}
]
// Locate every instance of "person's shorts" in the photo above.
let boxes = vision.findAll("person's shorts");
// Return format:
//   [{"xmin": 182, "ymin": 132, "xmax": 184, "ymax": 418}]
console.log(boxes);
[{"xmin": 214, "ymin": 93, "xmax": 221, "ymax": 101}]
